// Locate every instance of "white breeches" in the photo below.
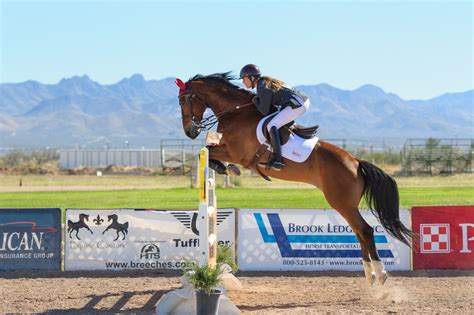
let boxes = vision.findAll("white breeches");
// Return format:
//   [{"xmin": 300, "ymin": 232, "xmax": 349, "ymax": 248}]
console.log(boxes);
[{"xmin": 267, "ymin": 98, "xmax": 310, "ymax": 132}]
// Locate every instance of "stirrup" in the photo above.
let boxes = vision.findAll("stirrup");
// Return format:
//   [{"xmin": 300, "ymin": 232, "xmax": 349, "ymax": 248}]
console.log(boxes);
[{"xmin": 266, "ymin": 159, "xmax": 285, "ymax": 171}]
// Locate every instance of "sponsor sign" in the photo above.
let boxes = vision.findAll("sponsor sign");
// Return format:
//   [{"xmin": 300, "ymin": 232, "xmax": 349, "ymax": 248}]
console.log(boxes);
[
  {"xmin": 238, "ymin": 208, "xmax": 410, "ymax": 271},
  {"xmin": 412, "ymin": 206, "xmax": 474, "ymax": 270},
  {"xmin": 0, "ymin": 208, "xmax": 61, "ymax": 270},
  {"xmin": 64, "ymin": 208, "xmax": 235, "ymax": 270}
]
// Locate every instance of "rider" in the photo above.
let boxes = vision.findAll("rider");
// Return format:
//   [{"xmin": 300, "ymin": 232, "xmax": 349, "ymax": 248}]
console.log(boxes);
[{"xmin": 240, "ymin": 64, "xmax": 310, "ymax": 171}]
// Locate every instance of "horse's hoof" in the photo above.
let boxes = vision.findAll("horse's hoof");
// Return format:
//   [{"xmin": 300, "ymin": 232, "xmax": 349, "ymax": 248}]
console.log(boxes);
[
  {"xmin": 227, "ymin": 164, "xmax": 241, "ymax": 176},
  {"xmin": 376, "ymin": 272, "xmax": 388, "ymax": 285}
]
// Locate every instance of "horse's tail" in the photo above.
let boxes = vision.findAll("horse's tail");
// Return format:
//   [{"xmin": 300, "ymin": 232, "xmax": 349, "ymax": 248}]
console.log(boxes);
[{"xmin": 359, "ymin": 160, "xmax": 412, "ymax": 246}]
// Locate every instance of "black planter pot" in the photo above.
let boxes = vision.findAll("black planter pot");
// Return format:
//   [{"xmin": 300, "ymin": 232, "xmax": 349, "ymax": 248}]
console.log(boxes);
[{"xmin": 195, "ymin": 289, "xmax": 222, "ymax": 315}]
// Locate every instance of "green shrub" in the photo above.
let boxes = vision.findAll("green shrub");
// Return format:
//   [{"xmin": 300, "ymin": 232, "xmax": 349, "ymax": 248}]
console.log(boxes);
[
  {"xmin": 217, "ymin": 243, "xmax": 237, "ymax": 272},
  {"xmin": 183, "ymin": 261, "xmax": 223, "ymax": 293}
]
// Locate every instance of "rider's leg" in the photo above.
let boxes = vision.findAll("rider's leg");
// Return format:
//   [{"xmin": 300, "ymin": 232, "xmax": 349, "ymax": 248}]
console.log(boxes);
[
  {"xmin": 266, "ymin": 101, "xmax": 309, "ymax": 170},
  {"xmin": 268, "ymin": 126, "xmax": 285, "ymax": 170}
]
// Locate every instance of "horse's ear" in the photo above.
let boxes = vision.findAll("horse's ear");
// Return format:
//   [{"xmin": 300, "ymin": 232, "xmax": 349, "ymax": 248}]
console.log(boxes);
[{"xmin": 175, "ymin": 78, "xmax": 186, "ymax": 92}]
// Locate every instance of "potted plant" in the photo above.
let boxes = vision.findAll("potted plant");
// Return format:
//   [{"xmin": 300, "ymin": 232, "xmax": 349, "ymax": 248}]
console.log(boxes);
[{"xmin": 184, "ymin": 262, "xmax": 223, "ymax": 315}]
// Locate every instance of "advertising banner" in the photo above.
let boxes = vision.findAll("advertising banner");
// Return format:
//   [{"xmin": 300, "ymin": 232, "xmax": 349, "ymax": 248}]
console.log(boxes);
[
  {"xmin": 238, "ymin": 208, "xmax": 410, "ymax": 271},
  {"xmin": 0, "ymin": 208, "xmax": 62, "ymax": 270},
  {"xmin": 64, "ymin": 208, "xmax": 235, "ymax": 270},
  {"xmin": 412, "ymin": 206, "xmax": 474, "ymax": 270}
]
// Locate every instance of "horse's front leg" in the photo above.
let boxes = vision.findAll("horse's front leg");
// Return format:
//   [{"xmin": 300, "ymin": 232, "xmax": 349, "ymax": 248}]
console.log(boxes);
[{"xmin": 207, "ymin": 145, "xmax": 241, "ymax": 176}]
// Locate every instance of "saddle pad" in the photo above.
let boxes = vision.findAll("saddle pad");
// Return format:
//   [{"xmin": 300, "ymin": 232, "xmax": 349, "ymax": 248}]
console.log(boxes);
[{"xmin": 256, "ymin": 116, "xmax": 319, "ymax": 163}]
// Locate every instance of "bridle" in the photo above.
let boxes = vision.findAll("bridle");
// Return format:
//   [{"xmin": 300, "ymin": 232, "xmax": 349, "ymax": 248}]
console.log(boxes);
[
  {"xmin": 177, "ymin": 79, "xmax": 254, "ymax": 130},
  {"xmin": 178, "ymin": 90, "xmax": 211, "ymax": 130}
]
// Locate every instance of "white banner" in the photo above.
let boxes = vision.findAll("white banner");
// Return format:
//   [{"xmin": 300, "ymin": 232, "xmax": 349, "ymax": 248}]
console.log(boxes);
[
  {"xmin": 238, "ymin": 209, "xmax": 411, "ymax": 271},
  {"xmin": 65, "ymin": 208, "xmax": 235, "ymax": 270}
]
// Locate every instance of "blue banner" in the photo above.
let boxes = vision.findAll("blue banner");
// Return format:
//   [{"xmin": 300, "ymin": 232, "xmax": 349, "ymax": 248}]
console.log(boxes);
[{"xmin": 0, "ymin": 208, "xmax": 62, "ymax": 270}]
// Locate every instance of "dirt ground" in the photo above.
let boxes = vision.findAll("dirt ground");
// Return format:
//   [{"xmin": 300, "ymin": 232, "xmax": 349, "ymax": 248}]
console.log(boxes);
[{"xmin": 1, "ymin": 269, "xmax": 472, "ymax": 314}]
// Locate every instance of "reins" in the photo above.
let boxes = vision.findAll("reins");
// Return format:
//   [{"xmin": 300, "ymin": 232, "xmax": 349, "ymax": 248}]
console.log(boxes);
[
  {"xmin": 179, "ymin": 90, "xmax": 254, "ymax": 130},
  {"xmin": 201, "ymin": 101, "xmax": 254, "ymax": 129}
]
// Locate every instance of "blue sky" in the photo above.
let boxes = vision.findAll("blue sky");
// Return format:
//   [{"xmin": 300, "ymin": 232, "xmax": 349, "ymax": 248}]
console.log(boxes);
[{"xmin": 1, "ymin": 0, "xmax": 472, "ymax": 99}]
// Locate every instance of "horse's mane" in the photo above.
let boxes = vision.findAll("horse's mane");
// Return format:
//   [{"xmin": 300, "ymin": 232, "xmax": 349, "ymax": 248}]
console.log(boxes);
[{"xmin": 188, "ymin": 72, "xmax": 255, "ymax": 98}]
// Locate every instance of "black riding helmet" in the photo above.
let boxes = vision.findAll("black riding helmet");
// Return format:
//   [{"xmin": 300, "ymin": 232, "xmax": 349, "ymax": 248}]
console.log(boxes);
[{"xmin": 240, "ymin": 64, "xmax": 261, "ymax": 79}]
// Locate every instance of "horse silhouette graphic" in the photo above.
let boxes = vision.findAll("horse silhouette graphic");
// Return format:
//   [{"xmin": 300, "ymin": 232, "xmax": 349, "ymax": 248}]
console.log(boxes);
[
  {"xmin": 102, "ymin": 214, "xmax": 129, "ymax": 241},
  {"xmin": 67, "ymin": 213, "xmax": 93, "ymax": 240}
]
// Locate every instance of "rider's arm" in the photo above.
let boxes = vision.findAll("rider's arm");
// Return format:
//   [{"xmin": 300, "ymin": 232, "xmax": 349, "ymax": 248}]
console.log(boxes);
[{"xmin": 254, "ymin": 83, "xmax": 273, "ymax": 115}]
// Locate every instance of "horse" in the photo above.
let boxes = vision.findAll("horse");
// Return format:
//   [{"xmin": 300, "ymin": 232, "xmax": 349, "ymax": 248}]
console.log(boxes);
[
  {"xmin": 67, "ymin": 213, "xmax": 93, "ymax": 240},
  {"xmin": 175, "ymin": 72, "xmax": 413, "ymax": 285},
  {"xmin": 102, "ymin": 214, "xmax": 129, "ymax": 241}
]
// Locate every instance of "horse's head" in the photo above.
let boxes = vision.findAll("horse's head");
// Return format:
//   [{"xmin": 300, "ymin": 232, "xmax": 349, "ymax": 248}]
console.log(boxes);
[
  {"xmin": 107, "ymin": 214, "xmax": 117, "ymax": 222},
  {"xmin": 175, "ymin": 78, "xmax": 207, "ymax": 139},
  {"xmin": 175, "ymin": 73, "xmax": 255, "ymax": 139},
  {"xmin": 79, "ymin": 214, "xmax": 89, "ymax": 221}
]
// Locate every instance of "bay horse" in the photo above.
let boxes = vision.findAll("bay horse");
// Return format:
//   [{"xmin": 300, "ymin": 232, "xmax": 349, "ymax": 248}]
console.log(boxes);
[{"xmin": 176, "ymin": 72, "xmax": 412, "ymax": 285}]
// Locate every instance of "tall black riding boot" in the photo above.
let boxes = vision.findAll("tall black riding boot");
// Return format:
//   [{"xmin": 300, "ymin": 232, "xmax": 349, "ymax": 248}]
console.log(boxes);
[{"xmin": 268, "ymin": 126, "xmax": 285, "ymax": 170}]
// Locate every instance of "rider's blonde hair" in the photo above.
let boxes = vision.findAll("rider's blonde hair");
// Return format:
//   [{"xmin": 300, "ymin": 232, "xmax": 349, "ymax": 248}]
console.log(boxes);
[{"xmin": 260, "ymin": 76, "xmax": 286, "ymax": 92}]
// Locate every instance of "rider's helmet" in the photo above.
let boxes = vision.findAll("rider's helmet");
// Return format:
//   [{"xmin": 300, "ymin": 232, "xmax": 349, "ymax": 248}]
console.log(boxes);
[{"xmin": 239, "ymin": 64, "xmax": 261, "ymax": 79}]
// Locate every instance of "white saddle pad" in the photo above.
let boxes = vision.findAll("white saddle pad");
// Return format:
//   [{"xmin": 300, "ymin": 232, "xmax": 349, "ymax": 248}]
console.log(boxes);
[{"xmin": 256, "ymin": 116, "xmax": 319, "ymax": 163}]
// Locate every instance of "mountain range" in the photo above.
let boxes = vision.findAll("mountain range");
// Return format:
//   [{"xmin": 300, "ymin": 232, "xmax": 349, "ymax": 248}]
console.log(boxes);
[{"xmin": 0, "ymin": 74, "xmax": 472, "ymax": 148}]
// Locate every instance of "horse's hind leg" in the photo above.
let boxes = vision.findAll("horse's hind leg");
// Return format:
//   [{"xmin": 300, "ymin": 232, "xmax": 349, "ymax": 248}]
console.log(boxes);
[
  {"xmin": 339, "ymin": 210, "xmax": 382, "ymax": 285},
  {"xmin": 366, "ymin": 238, "xmax": 387, "ymax": 285},
  {"xmin": 356, "ymin": 234, "xmax": 375, "ymax": 285},
  {"xmin": 350, "ymin": 212, "xmax": 387, "ymax": 285}
]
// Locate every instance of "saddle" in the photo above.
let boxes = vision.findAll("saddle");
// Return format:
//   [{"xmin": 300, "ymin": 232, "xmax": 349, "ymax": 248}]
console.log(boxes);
[
  {"xmin": 246, "ymin": 116, "xmax": 320, "ymax": 182},
  {"xmin": 262, "ymin": 116, "xmax": 319, "ymax": 144}
]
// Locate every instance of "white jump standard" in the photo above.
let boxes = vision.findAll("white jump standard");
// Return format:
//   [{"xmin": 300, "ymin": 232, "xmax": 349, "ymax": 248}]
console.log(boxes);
[
  {"xmin": 156, "ymin": 144, "xmax": 240, "ymax": 315},
  {"xmin": 198, "ymin": 147, "xmax": 218, "ymax": 268}
]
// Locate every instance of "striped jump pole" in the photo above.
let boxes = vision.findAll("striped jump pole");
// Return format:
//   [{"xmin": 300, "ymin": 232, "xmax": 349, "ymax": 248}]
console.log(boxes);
[{"xmin": 198, "ymin": 147, "xmax": 218, "ymax": 267}]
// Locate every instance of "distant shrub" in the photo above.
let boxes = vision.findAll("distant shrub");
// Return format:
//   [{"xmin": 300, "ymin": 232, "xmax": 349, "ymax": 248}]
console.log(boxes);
[
  {"xmin": 0, "ymin": 149, "xmax": 59, "ymax": 174},
  {"xmin": 349, "ymin": 148, "xmax": 401, "ymax": 165}
]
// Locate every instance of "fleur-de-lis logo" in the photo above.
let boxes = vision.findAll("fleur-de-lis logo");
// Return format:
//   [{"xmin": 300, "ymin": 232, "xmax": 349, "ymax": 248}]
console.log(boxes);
[{"xmin": 93, "ymin": 215, "xmax": 104, "ymax": 226}]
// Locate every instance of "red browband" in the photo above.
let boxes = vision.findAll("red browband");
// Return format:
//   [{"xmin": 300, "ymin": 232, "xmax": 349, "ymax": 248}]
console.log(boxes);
[{"xmin": 175, "ymin": 78, "xmax": 188, "ymax": 95}]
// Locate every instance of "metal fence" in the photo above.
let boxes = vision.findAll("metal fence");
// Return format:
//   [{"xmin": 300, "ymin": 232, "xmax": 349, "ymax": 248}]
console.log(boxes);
[
  {"xmin": 401, "ymin": 138, "xmax": 473, "ymax": 175},
  {"xmin": 160, "ymin": 139, "xmax": 204, "ymax": 174},
  {"xmin": 59, "ymin": 149, "xmax": 162, "ymax": 169},
  {"xmin": 55, "ymin": 138, "xmax": 470, "ymax": 176},
  {"xmin": 58, "ymin": 139, "xmax": 205, "ymax": 173}
]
